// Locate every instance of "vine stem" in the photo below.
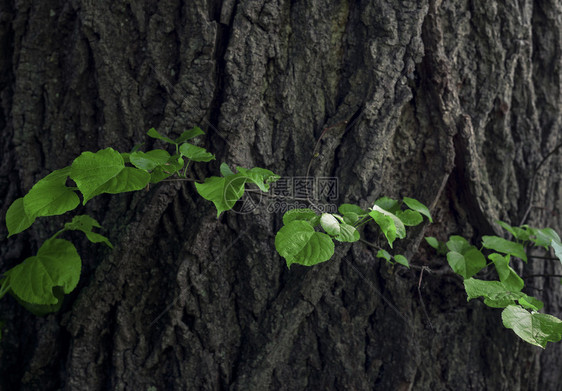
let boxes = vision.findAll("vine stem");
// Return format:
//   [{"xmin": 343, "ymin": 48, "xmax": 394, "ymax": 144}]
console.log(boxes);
[
  {"xmin": 524, "ymin": 274, "xmax": 562, "ymax": 278},
  {"xmin": 418, "ymin": 266, "xmax": 434, "ymax": 330}
]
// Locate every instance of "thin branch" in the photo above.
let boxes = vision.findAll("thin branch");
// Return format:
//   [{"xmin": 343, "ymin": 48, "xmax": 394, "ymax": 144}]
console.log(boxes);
[
  {"xmin": 359, "ymin": 238, "xmax": 383, "ymax": 251},
  {"xmin": 418, "ymin": 266, "xmax": 434, "ymax": 330},
  {"xmin": 523, "ymin": 274, "xmax": 562, "ymax": 279},
  {"xmin": 162, "ymin": 178, "xmax": 199, "ymax": 182}
]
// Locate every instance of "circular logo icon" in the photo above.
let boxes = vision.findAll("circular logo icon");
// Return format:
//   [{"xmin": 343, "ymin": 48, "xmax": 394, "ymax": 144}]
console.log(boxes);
[{"xmin": 223, "ymin": 179, "xmax": 263, "ymax": 214}]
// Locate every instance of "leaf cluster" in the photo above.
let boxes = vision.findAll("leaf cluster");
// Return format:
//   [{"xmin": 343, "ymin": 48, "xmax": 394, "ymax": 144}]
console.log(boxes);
[
  {"xmin": 274, "ymin": 196, "xmax": 432, "ymax": 268},
  {"xmin": 426, "ymin": 221, "xmax": 562, "ymax": 348}
]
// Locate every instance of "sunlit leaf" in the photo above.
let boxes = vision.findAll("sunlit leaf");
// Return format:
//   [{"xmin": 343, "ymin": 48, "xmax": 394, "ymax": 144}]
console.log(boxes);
[
  {"xmin": 275, "ymin": 221, "xmax": 334, "ymax": 268},
  {"xmin": 402, "ymin": 197, "xmax": 432, "ymax": 222}
]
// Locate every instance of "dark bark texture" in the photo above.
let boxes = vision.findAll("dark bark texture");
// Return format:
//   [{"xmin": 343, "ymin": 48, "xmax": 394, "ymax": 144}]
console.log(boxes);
[{"xmin": 1, "ymin": 0, "xmax": 562, "ymax": 390}]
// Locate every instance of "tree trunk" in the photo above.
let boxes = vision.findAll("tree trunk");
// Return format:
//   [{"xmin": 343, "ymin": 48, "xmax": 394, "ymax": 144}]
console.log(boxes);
[{"xmin": 1, "ymin": 0, "xmax": 561, "ymax": 390}]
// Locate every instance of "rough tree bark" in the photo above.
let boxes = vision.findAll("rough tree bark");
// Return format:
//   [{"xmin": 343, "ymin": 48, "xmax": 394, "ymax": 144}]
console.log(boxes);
[{"xmin": 1, "ymin": 0, "xmax": 561, "ymax": 390}]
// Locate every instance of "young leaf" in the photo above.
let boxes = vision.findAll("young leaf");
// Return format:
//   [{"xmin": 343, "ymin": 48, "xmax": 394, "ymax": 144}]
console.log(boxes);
[
  {"xmin": 501, "ymin": 305, "xmax": 562, "ymax": 348},
  {"xmin": 282, "ymin": 209, "xmax": 318, "ymax": 225},
  {"xmin": 70, "ymin": 148, "xmax": 125, "ymax": 203},
  {"xmin": 530, "ymin": 227, "xmax": 561, "ymax": 249},
  {"xmin": 335, "ymin": 223, "xmax": 360, "ymax": 243},
  {"xmin": 394, "ymin": 254, "xmax": 409, "ymax": 268},
  {"xmin": 446, "ymin": 235, "xmax": 471, "ymax": 254},
  {"xmin": 464, "ymin": 278, "xmax": 519, "ymax": 301},
  {"xmin": 370, "ymin": 210, "xmax": 396, "ymax": 247},
  {"xmin": 374, "ymin": 197, "xmax": 399, "ymax": 213},
  {"xmin": 175, "ymin": 127, "xmax": 205, "ymax": 144},
  {"xmin": 195, "ymin": 166, "xmax": 279, "ymax": 217},
  {"xmin": 320, "ymin": 214, "xmax": 340, "ymax": 236},
  {"xmin": 488, "ymin": 253, "xmax": 524, "ymax": 292},
  {"xmin": 402, "ymin": 197, "xmax": 433, "ymax": 223},
  {"xmin": 236, "ymin": 167, "xmax": 280, "ymax": 191},
  {"xmin": 425, "ymin": 236, "xmax": 439, "ymax": 249},
  {"xmin": 220, "ymin": 162, "xmax": 235, "ymax": 177},
  {"xmin": 147, "ymin": 128, "xmax": 175, "ymax": 144},
  {"xmin": 551, "ymin": 240, "xmax": 562, "ymax": 267},
  {"xmin": 482, "ymin": 236, "xmax": 527, "ymax": 262},
  {"xmin": 93, "ymin": 167, "xmax": 151, "ymax": 197},
  {"xmin": 425, "ymin": 236, "xmax": 447, "ymax": 255},
  {"xmin": 395, "ymin": 209, "xmax": 423, "ymax": 226},
  {"xmin": 369, "ymin": 205, "xmax": 406, "ymax": 248},
  {"xmin": 195, "ymin": 175, "xmax": 246, "ymax": 217},
  {"xmin": 446, "ymin": 248, "xmax": 486, "ymax": 279},
  {"xmin": 518, "ymin": 296, "xmax": 544, "ymax": 311},
  {"xmin": 497, "ymin": 221, "xmax": 530, "ymax": 241},
  {"xmin": 6, "ymin": 197, "xmax": 35, "ymax": 237},
  {"xmin": 274, "ymin": 221, "xmax": 335, "ymax": 268},
  {"xmin": 338, "ymin": 204, "xmax": 367, "ymax": 216},
  {"xmin": 179, "ymin": 143, "xmax": 215, "ymax": 162},
  {"xmin": 129, "ymin": 150, "xmax": 171, "ymax": 171},
  {"xmin": 64, "ymin": 215, "xmax": 113, "ymax": 248},
  {"xmin": 3, "ymin": 238, "xmax": 81, "ymax": 305},
  {"xmin": 23, "ymin": 167, "xmax": 80, "ymax": 219},
  {"xmin": 376, "ymin": 249, "xmax": 392, "ymax": 262}
]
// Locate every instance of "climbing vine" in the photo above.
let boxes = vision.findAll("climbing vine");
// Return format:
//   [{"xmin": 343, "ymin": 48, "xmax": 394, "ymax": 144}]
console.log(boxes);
[{"xmin": 1, "ymin": 128, "xmax": 561, "ymax": 348}]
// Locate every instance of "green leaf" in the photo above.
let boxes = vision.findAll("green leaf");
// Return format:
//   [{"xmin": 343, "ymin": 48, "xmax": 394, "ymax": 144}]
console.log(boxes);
[
  {"xmin": 376, "ymin": 249, "xmax": 392, "ymax": 262},
  {"xmin": 0, "ymin": 278, "xmax": 9, "ymax": 300},
  {"xmin": 274, "ymin": 221, "xmax": 335, "ymax": 268},
  {"xmin": 464, "ymin": 278, "xmax": 517, "ymax": 300},
  {"xmin": 282, "ymin": 209, "xmax": 318, "ymax": 225},
  {"xmin": 129, "ymin": 150, "xmax": 171, "ymax": 171},
  {"xmin": 338, "ymin": 204, "xmax": 367, "ymax": 225},
  {"xmin": 402, "ymin": 197, "xmax": 433, "ymax": 222},
  {"xmin": 179, "ymin": 143, "xmax": 215, "ymax": 162},
  {"xmin": 482, "ymin": 236, "xmax": 527, "ymax": 262},
  {"xmin": 338, "ymin": 204, "xmax": 367, "ymax": 216},
  {"xmin": 446, "ymin": 248, "xmax": 486, "ymax": 279},
  {"xmin": 335, "ymin": 223, "xmax": 360, "ymax": 243},
  {"xmin": 394, "ymin": 254, "xmax": 409, "ymax": 268},
  {"xmin": 70, "ymin": 148, "xmax": 125, "ymax": 203},
  {"xmin": 175, "ymin": 127, "xmax": 205, "ymax": 144},
  {"xmin": 488, "ymin": 253, "xmax": 524, "ymax": 291},
  {"xmin": 425, "ymin": 236, "xmax": 439, "ymax": 249},
  {"xmin": 518, "ymin": 296, "xmax": 544, "ymax": 311},
  {"xmin": 369, "ymin": 205, "xmax": 406, "ymax": 248},
  {"xmin": 374, "ymin": 197, "xmax": 399, "ymax": 213},
  {"xmin": 23, "ymin": 167, "xmax": 80, "ymax": 219},
  {"xmin": 552, "ymin": 240, "xmax": 562, "ymax": 267},
  {"xmin": 195, "ymin": 175, "xmax": 246, "ymax": 217},
  {"xmin": 502, "ymin": 305, "xmax": 562, "ymax": 348},
  {"xmin": 320, "ymin": 213, "xmax": 340, "ymax": 236},
  {"xmin": 64, "ymin": 215, "xmax": 113, "ymax": 248},
  {"xmin": 16, "ymin": 286, "xmax": 65, "ymax": 315},
  {"xmin": 463, "ymin": 277, "xmax": 537, "ymax": 309},
  {"xmin": 220, "ymin": 163, "xmax": 235, "ymax": 177},
  {"xmin": 6, "ymin": 197, "xmax": 36, "ymax": 237},
  {"xmin": 195, "ymin": 166, "xmax": 279, "ymax": 217},
  {"xmin": 236, "ymin": 166, "xmax": 280, "ymax": 191},
  {"xmin": 497, "ymin": 221, "xmax": 530, "ymax": 241},
  {"xmin": 147, "ymin": 128, "xmax": 175, "ymax": 144},
  {"xmin": 3, "ymin": 238, "xmax": 81, "ymax": 305},
  {"xmin": 446, "ymin": 235, "xmax": 471, "ymax": 254},
  {"xmin": 395, "ymin": 209, "xmax": 423, "ymax": 226},
  {"xmin": 94, "ymin": 167, "xmax": 151, "ymax": 196},
  {"xmin": 530, "ymin": 227, "xmax": 561, "ymax": 249},
  {"xmin": 149, "ymin": 166, "xmax": 173, "ymax": 183}
]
